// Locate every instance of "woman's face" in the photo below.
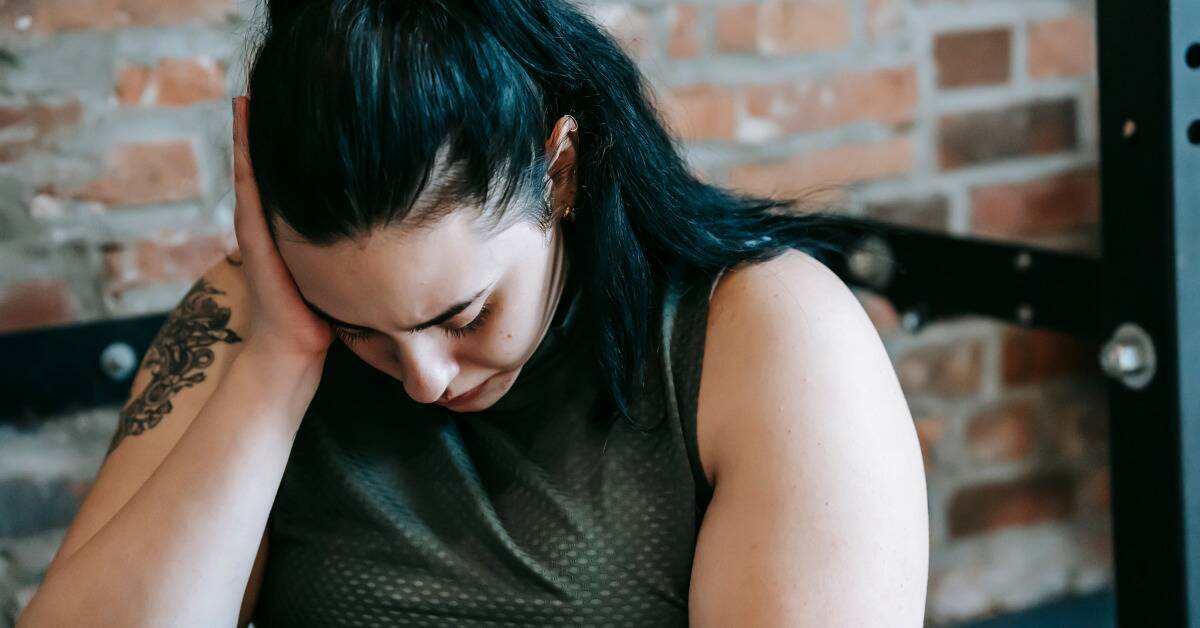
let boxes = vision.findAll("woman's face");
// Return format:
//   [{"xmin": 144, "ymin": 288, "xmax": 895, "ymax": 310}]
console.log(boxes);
[{"xmin": 275, "ymin": 210, "xmax": 567, "ymax": 412}]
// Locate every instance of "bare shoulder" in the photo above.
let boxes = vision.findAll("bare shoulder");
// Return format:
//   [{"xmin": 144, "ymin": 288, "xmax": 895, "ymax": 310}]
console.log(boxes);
[
  {"xmin": 708, "ymin": 247, "xmax": 865, "ymax": 334},
  {"xmin": 695, "ymin": 247, "xmax": 909, "ymax": 484},
  {"xmin": 687, "ymin": 247, "xmax": 928, "ymax": 625}
]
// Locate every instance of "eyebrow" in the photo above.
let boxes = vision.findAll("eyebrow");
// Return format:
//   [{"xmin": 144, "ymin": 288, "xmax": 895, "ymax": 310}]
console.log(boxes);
[{"xmin": 302, "ymin": 286, "xmax": 489, "ymax": 334}]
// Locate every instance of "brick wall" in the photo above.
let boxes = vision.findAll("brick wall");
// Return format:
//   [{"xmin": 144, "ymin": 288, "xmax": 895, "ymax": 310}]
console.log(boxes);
[{"xmin": 0, "ymin": 0, "xmax": 1106, "ymax": 625}]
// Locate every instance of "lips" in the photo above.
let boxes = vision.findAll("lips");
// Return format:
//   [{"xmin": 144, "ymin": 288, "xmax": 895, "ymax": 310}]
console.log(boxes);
[{"xmin": 439, "ymin": 378, "xmax": 488, "ymax": 407}]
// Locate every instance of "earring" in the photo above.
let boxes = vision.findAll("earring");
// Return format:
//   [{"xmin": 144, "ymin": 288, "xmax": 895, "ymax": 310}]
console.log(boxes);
[{"xmin": 560, "ymin": 204, "xmax": 576, "ymax": 222}]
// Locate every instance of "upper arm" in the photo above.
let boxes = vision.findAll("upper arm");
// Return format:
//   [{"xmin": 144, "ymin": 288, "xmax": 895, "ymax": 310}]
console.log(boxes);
[
  {"xmin": 41, "ymin": 254, "xmax": 270, "ymax": 625},
  {"xmin": 688, "ymin": 250, "xmax": 929, "ymax": 627}
]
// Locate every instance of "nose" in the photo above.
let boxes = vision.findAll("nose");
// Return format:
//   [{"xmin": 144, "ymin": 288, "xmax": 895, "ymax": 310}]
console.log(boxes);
[{"xmin": 393, "ymin": 335, "xmax": 458, "ymax": 404}]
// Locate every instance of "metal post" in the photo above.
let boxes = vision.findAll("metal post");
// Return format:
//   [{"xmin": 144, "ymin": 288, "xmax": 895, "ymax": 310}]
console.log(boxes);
[{"xmin": 1097, "ymin": 0, "xmax": 1200, "ymax": 625}]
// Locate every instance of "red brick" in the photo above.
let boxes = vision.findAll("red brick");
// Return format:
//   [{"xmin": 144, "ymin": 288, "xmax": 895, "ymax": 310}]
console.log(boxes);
[
  {"xmin": 77, "ymin": 140, "xmax": 201, "ymax": 208},
  {"xmin": 117, "ymin": 56, "xmax": 226, "ymax": 107},
  {"xmin": 715, "ymin": 4, "xmax": 758, "ymax": 52},
  {"xmin": 0, "ymin": 99, "xmax": 82, "ymax": 163},
  {"xmin": 864, "ymin": 194, "xmax": 950, "ymax": 232},
  {"xmin": 938, "ymin": 99, "xmax": 1078, "ymax": 170},
  {"xmin": 742, "ymin": 66, "xmax": 917, "ymax": 139},
  {"xmin": 1028, "ymin": 15, "xmax": 1096, "ymax": 79},
  {"xmin": 970, "ymin": 168, "xmax": 1099, "ymax": 239},
  {"xmin": 116, "ymin": 65, "xmax": 152, "ymax": 106},
  {"xmin": 896, "ymin": 338, "xmax": 985, "ymax": 397},
  {"xmin": 934, "ymin": 28, "xmax": 1012, "ymax": 88},
  {"xmin": 668, "ymin": 5, "xmax": 700, "ymax": 59},
  {"xmin": 729, "ymin": 136, "xmax": 913, "ymax": 200},
  {"xmin": 0, "ymin": 0, "xmax": 235, "ymax": 34},
  {"xmin": 1051, "ymin": 386, "xmax": 1108, "ymax": 461},
  {"xmin": 760, "ymin": 0, "xmax": 851, "ymax": 55},
  {"xmin": 967, "ymin": 397, "xmax": 1038, "ymax": 464},
  {"xmin": 947, "ymin": 471, "xmax": 1076, "ymax": 538},
  {"xmin": 1078, "ymin": 467, "xmax": 1110, "ymax": 514},
  {"xmin": 0, "ymin": 280, "xmax": 76, "ymax": 333},
  {"xmin": 103, "ymin": 232, "xmax": 229, "ymax": 294},
  {"xmin": 663, "ymin": 84, "xmax": 737, "ymax": 141},
  {"xmin": 1001, "ymin": 327, "xmax": 1099, "ymax": 386}
]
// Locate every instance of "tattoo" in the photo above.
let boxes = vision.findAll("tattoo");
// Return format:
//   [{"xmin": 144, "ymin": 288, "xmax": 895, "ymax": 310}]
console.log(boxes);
[{"xmin": 107, "ymin": 279, "xmax": 243, "ymax": 455}]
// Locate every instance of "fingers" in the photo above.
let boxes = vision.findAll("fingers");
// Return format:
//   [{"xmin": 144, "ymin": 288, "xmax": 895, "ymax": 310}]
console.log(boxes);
[
  {"xmin": 231, "ymin": 96, "xmax": 272, "ymax": 265},
  {"xmin": 232, "ymin": 96, "xmax": 257, "ymax": 190}
]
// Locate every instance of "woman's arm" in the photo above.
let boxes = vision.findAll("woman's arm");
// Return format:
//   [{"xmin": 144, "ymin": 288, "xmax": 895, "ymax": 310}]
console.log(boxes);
[
  {"xmin": 17, "ymin": 260, "xmax": 325, "ymax": 627},
  {"xmin": 688, "ymin": 250, "xmax": 929, "ymax": 626}
]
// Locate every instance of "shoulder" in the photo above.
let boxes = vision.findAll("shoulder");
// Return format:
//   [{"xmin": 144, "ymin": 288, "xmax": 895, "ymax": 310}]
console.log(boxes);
[
  {"xmin": 708, "ymin": 247, "xmax": 862, "ymax": 335},
  {"xmin": 687, "ymin": 247, "xmax": 929, "ymax": 624},
  {"xmin": 695, "ymin": 247, "xmax": 909, "ymax": 486}
]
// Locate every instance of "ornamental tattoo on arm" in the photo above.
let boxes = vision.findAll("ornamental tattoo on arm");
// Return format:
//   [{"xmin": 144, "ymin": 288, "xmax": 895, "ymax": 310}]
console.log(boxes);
[{"xmin": 106, "ymin": 278, "xmax": 243, "ymax": 455}]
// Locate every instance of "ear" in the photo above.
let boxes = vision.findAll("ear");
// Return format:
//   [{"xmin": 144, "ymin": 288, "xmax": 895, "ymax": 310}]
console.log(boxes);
[{"xmin": 544, "ymin": 115, "xmax": 578, "ymax": 219}]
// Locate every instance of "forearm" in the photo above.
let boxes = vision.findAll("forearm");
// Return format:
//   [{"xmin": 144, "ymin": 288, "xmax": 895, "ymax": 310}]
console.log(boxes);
[{"xmin": 18, "ymin": 346, "xmax": 325, "ymax": 628}]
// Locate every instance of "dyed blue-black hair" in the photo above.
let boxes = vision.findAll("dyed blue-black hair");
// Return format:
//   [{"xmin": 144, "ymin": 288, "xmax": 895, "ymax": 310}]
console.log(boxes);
[{"xmin": 246, "ymin": 0, "xmax": 871, "ymax": 418}]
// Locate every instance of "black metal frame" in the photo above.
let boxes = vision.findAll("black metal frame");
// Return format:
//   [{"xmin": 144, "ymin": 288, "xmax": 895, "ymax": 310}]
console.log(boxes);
[
  {"xmin": 1096, "ymin": 0, "xmax": 1200, "ymax": 625},
  {"xmin": 0, "ymin": 313, "xmax": 164, "ymax": 422},
  {"xmin": 0, "ymin": 1, "xmax": 1196, "ymax": 626}
]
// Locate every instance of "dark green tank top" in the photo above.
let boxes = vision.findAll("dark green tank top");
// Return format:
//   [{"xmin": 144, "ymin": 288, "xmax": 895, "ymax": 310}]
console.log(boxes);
[{"xmin": 254, "ymin": 269, "xmax": 719, "ymax": 627}]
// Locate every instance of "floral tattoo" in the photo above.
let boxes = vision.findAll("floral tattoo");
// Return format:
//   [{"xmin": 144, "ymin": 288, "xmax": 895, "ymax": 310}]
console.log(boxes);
[{"xmin": 107, "ymin": 278, "xmax": 243, "ymax": 455}]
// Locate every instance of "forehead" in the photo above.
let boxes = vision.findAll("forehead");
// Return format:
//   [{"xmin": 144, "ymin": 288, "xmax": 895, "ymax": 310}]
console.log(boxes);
[{"xmin": 273, "ymin": 212, "xmax": 510, "ymax": 325}]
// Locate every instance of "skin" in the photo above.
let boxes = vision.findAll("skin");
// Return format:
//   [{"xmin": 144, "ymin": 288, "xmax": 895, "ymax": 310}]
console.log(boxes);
[
  {"xmin": 24, "ymin": 98, "xmax": 925, "ymax": 626},
  {"xmin": 275, "ymin": 213, "xmax": 568, "ymax": 411}
]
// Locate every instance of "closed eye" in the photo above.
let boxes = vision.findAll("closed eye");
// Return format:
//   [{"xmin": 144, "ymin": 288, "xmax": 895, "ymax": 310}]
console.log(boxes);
[
  {"xmin": 443, "ymin": 301, "xmax": 492, "ymax": 339},
  {"xmin": 333, "ymin": 326, "xmax": 370, "ymax": 346},
  {"xmin": 333, "ymin": 300, "xmax": 493, "ymax": 346}
]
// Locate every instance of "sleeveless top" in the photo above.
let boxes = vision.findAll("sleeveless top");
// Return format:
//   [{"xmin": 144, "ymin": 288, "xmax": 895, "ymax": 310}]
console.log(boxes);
[{"xmin": 253, "ymin": 267, "xmax": 721, "ymax": 627}]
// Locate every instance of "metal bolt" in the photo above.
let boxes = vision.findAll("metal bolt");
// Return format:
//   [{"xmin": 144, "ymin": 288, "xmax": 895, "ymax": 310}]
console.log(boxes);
[
  {"xmin": 846, "ymin": 236, "xmax": 895, "ymax": 291},
  {"xmin": 1014, "ymin": 251, "xmax": 1033, "ymax": 271},
  {"xmin": 1102, "ymin": 342, "xmax": 1147, "ymax": 376},
  {"xmin": 100, "ymin": 342, "xmax": 138, "ymax": 381},
  {"xmin": 1016, "ymin": 304, "xmax": 1034, "ymax": 324},
  {"xmin": 1099, "ymin": 323, "xmax": 1157, "ymax": 389}
]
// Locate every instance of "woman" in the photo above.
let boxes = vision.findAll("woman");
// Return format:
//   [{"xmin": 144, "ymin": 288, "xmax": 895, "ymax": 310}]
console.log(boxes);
[{"xmin": 20, "ymin": 0, "xmax": 928, "ymax": 626}]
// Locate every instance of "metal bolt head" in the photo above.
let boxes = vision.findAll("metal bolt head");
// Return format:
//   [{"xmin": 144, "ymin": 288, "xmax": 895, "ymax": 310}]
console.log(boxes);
[
  {"xmin": 1014, "ymin": 252, "xmax": 1033, "ymax": 271},
  {"xmin": 1099, "ymin": 323, "xmax": 1157, "ymax": 389},
  {"xmin": 846, "ymin": 236, "xmax": 895, "ymax": 291},
  {"xmin": 1016, "ymin": 304, "xmax": 1034, "ymax": 324},
  {"xmin": 1101, "ymin": 341, "xmax": 1147, "ymax": 376},
  {"xmin": 100, "ymin": 342, "xmax": 138, "ymax": 381}
]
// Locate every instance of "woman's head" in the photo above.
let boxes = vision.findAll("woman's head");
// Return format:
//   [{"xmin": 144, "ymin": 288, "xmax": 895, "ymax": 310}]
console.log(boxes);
[
  {"xmin": 246, "ymin": 0, "xmax": 867, "ymax": 417},
  {"xmin": 248, "ymin": 0, "xmax": 587, "ymax": 410}
]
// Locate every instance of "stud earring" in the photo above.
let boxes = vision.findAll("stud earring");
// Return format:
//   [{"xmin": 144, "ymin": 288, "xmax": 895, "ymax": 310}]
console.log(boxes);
[{"xmin": 561, "ymin": 205, "xmax": 576, "ymax": 222}]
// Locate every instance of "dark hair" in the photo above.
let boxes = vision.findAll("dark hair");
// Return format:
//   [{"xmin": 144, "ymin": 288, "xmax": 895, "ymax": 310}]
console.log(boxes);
[{"xmin": 246, "ymin": 0, "xmax": 872, "ymax": 418}]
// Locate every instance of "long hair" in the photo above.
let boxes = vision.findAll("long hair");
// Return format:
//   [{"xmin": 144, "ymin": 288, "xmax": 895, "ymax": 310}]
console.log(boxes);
[{"xmin": 246, "ymin": 0, "xmax": 871, "ymax": 418}]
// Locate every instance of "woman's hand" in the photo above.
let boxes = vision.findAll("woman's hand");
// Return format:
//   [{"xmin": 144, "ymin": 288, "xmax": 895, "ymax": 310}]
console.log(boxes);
[{"xmin": 231, "ymin": 95, "xmax": 334, "ymax": 361}]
